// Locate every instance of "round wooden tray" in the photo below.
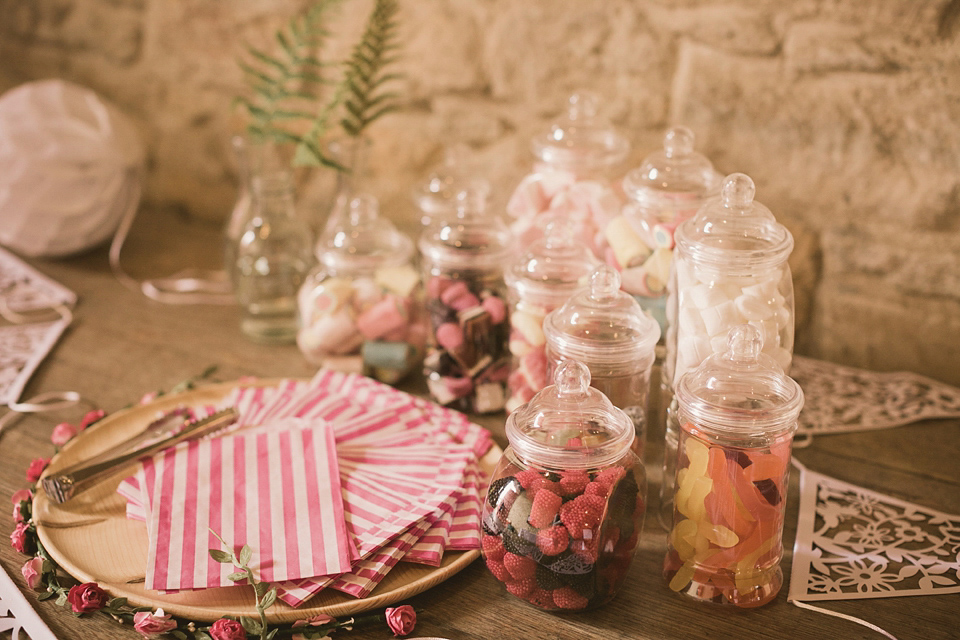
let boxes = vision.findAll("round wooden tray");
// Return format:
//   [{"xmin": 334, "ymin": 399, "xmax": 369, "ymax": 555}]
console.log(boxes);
[{"xmin": 33, "ymin": 381, "xmax": 499, "ymax": 623}]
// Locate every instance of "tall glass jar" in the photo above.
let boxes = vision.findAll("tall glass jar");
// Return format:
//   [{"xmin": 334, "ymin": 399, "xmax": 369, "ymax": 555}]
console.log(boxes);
[
  {"xmin": 419, "ymin": 188, "xmax": 513, "ymax": 413},
  {"xmin": 618, "ymin": 126, "xmax": 721, "ymax": 335},
  {"xmin": 507, "ymin": 92, "xmax": 629, "ymax": 260},
  {"xmin": 504, "ymin": 217, "xmax": 598, "ymax": 413},
  {"xmin": 660, "ymin": 173, "xmax": 795, "ymax": 524},
  {"xmin": 663, "ymin": 325, "xmax": 803, "ymax": 608},
  {"xmin": 296, "ymin": 193, "xmax": 423, "ymax": 383},
  {"xmin": 542, "ymin": 265, "xmax": 661, "ymax": 460},
  {"xmin": 232, "ymin": 171, "xmax": 314, "ymax": 343},
  {"xmin": 481, "ymin": 360, "xmax": 646, "ymax": 611}
]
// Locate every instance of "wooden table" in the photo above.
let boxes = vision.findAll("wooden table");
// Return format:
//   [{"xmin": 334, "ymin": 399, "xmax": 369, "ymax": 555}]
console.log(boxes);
[{"xmin": 1, "ymin": 209, "xmax": 958, "ymax": 639}]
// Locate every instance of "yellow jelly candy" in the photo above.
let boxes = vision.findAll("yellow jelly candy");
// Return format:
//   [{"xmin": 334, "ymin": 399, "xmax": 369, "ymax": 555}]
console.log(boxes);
[
  {"xmin": 687, "ymin": 476, "xmax": 713, "ymax": 522},
  {"xmin": 702, "ymin": 522, "xmax": 740, "ymax": 548},
  {"xmin": 671, "ymin": 519, "xmax": 697, "ymax": 561},
  {"xmin": 669, "ymin": 561, "xmax": 696, "ymax": 592},
  {"xmin": 685, "ymin": 437, "xmax": 710, "ymax": 478}
]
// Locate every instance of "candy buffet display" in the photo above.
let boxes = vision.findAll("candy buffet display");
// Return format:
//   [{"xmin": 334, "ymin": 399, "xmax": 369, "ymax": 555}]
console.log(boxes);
[
  {"xmin": 481, "ymin": 360, "xmax": 646, "ymax": 611},
  {"xmin": 663, "ymin": 325, "xmax": 803, "ymax": 607},
  {"xmin": 297, "ymin": 194, "xmax": 424, "ymax": 383},
  {"xmin": 419, "ymin": 188, "xmax": 513, "ymax": 413},
  {"xmin": 504, "ymin": 217, "xmax": 598, "ymax": 413},
  {"xmin": 543, "ymin": 265, "xmax": 661, "ymax": 457},
  {"xmin": 618, "ymin": 126, "xmax": 721, "ymax": 334},
  {"xmin": 506, "ymin": 92, "xmax": 629, "ymax": 262}
]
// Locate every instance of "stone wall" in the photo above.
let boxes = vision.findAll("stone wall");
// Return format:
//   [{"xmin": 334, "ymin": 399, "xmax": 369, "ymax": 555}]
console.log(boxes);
[{"xmin": 1, "ymin": 0, "xmax": 959, "ymax": 383}]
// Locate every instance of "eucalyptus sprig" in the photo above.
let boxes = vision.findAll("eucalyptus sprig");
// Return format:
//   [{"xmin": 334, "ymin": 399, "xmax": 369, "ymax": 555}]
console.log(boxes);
[{"xmin": 209, "ymin": 531, "xmax": 277, "ymax": 640}]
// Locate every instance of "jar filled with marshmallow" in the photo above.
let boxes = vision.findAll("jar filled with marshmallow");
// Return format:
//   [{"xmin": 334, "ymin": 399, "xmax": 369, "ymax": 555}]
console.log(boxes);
[
  {"xmin": 664, "ymin": 324, "xmax": 803, "ymax": 608},
  {"xmin": 296, "ymin": 194, "xmax": 424, "ymax": 383},
  {"xmin": 419, "ymin": 188, "xmax": 513, "ymax": 413},
  {"xmin": 660, "ymin": 173, "xmax": 795, "ymax": 522},
  {"xmin": 542, "ymin": 265, "xmax": 661, "ymax": 460},
  {"xmin": 506, "ymin": 92, "xmax": 629, "ymax": 260},
  {"xmin": 481, "ymin": 360, "xmax": 646, "ymax": 611},
  {"xmin": 618, "ymin": 126, "xmax": 721, "ymax": 335},
  {"xmin": 504, "ymin": 217, "xmax": 598, "ymax": 413}
]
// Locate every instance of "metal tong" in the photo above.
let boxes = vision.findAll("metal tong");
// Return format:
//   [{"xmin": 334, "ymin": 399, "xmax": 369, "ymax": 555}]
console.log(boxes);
[{"xmin": 41, "ymin": 407, "xmax": 239, "ymax": 505}]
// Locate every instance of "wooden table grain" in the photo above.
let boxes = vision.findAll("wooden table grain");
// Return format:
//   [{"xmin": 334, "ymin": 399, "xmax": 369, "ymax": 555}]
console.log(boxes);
[{"xmin": 1, "ymin": 209, "xmax": 958, "ymax": 640}]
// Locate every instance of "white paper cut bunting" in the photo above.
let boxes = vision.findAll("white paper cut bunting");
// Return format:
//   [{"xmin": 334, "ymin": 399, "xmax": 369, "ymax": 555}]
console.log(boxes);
[
  {"xmin": 791, "ymin": 355, "xmax": 960, "ymax": 438},
  {"xmin": 0, "ymin": 320, "xmax": 70, "ymax": 406},
  {"xmin": 0, "ymin": 246, "xmax": 76, "ymax": 313},
  {"xmin": 0, "ymin": 562, "xmax": 57, "ymax": 640}
]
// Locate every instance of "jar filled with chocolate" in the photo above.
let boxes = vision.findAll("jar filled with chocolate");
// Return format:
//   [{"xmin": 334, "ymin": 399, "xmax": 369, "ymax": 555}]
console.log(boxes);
[
  {"xmin": 506, "ymin": 92, "xmax": 629, "ymax": 260},
  {"xmin": 481, "ymin": 360, "xmax": 646, "ymax": 611},
  {"xmin": 296, "ymin": 193, "xmax": 424, "ymax": 383},
  {"xmin": 542, "ymin": 265, "xmax": 661, "ymax": 460},
  {"xmin": 419, "ymin": 187, "xmax": 513, "ymax": 413},
  {"xmin": 618, "ymin": 126, "xmax": 721, "ymax": 335},
  {"xmin": 664, "ymin": 324, "xmax": 803, "ymax": 608},
  {"xmin": 504, "ymin": 217, "xmax": 598, "ymax": 413}
]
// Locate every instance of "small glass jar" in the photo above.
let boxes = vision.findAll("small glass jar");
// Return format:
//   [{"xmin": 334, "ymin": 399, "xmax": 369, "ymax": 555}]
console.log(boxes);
[
  {"xmin": 618, "ymin": 126, "xmax": 721, "ymax": 335},
  {"xmin": 506, "ymin": 92, "xmax": 629, "ymax": 260},
  {"xmin": 296, "ymin": 194, "xmax": 423, "ymax": 383},
  {"xmin": 412, "ymin": 143, "xmax": 490, "ymax": 228},
  {"xmin": 419, "ymin": 188, "xmax": 513, "ymax": 413},
  {"xmin": 481, "ymin": 360, "xmax": 646, "ymax": 611},
  {"xmin": 232, "ymin": 171, "xmax": 314, "ymax": 343},
  {"xmin": 663, "ymin": 324, "xmax": 803, "ymax": 608},
  {"xmin": 504, "ymin": 217, "xmax": 598, "ymax": 413},
  {"xmin": 542, "ymin": 265, "xmax": 661, "ymax": 460}
]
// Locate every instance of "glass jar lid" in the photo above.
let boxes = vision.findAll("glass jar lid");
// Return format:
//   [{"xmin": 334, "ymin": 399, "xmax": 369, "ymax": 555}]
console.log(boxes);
[
  {"xmin": 316, "ymin": 193, "xmax": 414, "ymax": 271},
  {"xmin": 542, "ymin": 265, "xmax": 661, "ymax": 370},
  {"xmin": 505, "ymin": 216, "xmax": 598, "ymax": 307},
  {"xmin": 677, "ymin": 324, "xmax": 804, "ymax": 437},
  {"xmin": 622, "ymin": 126, "xmax": 721, "ymax": 208},
  {"xmin": 412, "ymin": 144, "xmax": 491, "ymax": 223},
  {"xmin": 675, "ymin": 173, "xmax": 794, "ymax": 271},
  {"xmin": 506, "ymin": 359, "xmax": 635, "ymax": 470},
  {"xmin": 530, "ymin": 92, "xmax": 630, "ymax": 172},
  {"xmin": 418, "ymin": 186, "xmax": 513, "ymax": 270}
]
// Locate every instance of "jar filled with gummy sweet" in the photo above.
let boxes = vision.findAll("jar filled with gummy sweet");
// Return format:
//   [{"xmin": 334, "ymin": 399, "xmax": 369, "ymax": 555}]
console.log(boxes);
[
  {"xmin": 296, "ymin": 193, "xmax": 424, "ymax": 383},
  {"xmin": 419, "ymin": 187, "xmax": 513, "ymax": 413},
  {"xmin": 481, "ymin": 360, "xmax": 646, "ymax": 611},
  {"xmin": 663, "ymin": 324, "xmax": 803, "ymax": 608}
]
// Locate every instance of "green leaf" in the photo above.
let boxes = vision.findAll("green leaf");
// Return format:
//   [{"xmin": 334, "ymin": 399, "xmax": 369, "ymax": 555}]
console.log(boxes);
[
  {"xmin": 238, "ymin": 544, "xmax": 253, "ymax": 567},
  {"xmin": 240, "ymin": 616, "xmax": 263, "ymax": 636},
  {"xmin": 171, "ymin": 631, "xmax": 188, "ymax": 640},
  {"xmin": 259, "ymin": 587, "xmax": 277, "ymax": 610},
  {"xmin": 227, "ymin": 572, "xmax": 248, "ymax": 583},
  {"xmin": 209, "ymin": 549, "xmax": 233, "ymax": 564},
  {"xmin": 55, "ymin": 591, "xmax": 68, "ymax": 607},
  {"xmin": 107, "ymin": 597, "xmax": 128, "ymax": 609},
  {"xmin": 195, "ymin": 632, "xmax": 213, "ymax": 640},
  {"xmin": 37, "ymin": 590, "xmax": 57, "ymax": 601},
  {"xmin": 265, "ymin": 629, "xmax": 279, "ymax": 640}
]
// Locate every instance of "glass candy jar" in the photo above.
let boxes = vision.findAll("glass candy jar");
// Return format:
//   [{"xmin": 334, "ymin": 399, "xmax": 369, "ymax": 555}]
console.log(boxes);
[
  {"xmin": 419, "ymin": 188, "xmax": 513, "ymax": 413},
  {"xmin": 507, "ymin": 92, "xmax": 629, "ymax": 260},
  {"xmin": 618, "ymin": 126, "xmax": 721, "ymax": 334},
  {"xmin": 481, "ymin": 360, "xmax": 646, "ymax": 611},
  {"xmin": 297, "ymin": 194, "xmax": 423, "ymax": 383},
  {"xmin": 664, "ymin": 324, "xmax": 803, "ymax": 607},
  {"xmin": 543, "ymin": 265, "xmax": 661, "ymax": 460},
  {"xmin": 412, "ymin": 143, "xmax": 490, "ymax": 228},
  {"xmin": 504, "ymin": 217, "xmax": 598, "ymax": 413}
]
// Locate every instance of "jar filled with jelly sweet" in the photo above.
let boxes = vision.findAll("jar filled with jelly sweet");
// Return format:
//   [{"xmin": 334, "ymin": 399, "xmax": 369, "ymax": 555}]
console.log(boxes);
[
  {"xmin": 481, "ymin": 360, "xmax": 646, "ymax": 611},
  {"xmin": 419, "ymin": 187, "xmax": 513, "ymax": 413},
  {"xmin": 663, "ymin": 324, "xmax": 803, "ymax": 608},
  {"xmin": 296, "ymin": 193, "xmax": 424, "ymax": 383}
]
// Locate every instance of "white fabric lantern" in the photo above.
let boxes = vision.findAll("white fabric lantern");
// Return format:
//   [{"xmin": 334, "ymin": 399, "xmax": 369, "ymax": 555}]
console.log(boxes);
[{"xmin": 0, "ymin": 80, "xmax": 145, "ymax": 257}]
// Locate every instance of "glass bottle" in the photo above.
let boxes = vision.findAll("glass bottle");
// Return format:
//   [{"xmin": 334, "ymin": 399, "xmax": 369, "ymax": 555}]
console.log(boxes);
[
  {"xmin": 504, "ymin": 216, "xmax": 598, "ymax": 413},
  {"xmin": 419, "ymin": 187, "xmax": 513, "ymax": 413},
  {"xmin": 481, "ymin": 360, "xmax": 646, "ymax": 611},
  {"xmin": 232, "ymin": 171, "xmax": 314, "ymax": 343},
  {"xmin": 297, "ymin": 193, "xmax": 423, "ymax": 383},
  {"xmin": 542, "ymin": 265, "xmax": 661, "ymax": 460},
  {"xmin": 412, "ymin": 143, "xmax": 490, "ymax": 228},
  {"xmin": 660, "ymin": 173, "xmax": 795, "ymax": 524},
  {"xmin": 506, "ymin": 92, "xmax": 629, "ymax": 260},
  {"xmin": 663, "ymin": 324, "xmax": 803, "ymax": 608},
  {"xmin": 618, "ymin": 126, "xmax": 721, "ymax": 336}
]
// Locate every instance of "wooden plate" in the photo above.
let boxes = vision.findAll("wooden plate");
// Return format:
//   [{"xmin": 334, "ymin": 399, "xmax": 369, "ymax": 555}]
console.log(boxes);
[{"xmin": 33, "ymin": 381, "xmax": 500, "ymax": 623}]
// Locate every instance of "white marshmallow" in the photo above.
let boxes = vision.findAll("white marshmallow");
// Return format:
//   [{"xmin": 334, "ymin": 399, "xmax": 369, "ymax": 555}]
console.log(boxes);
[
  {"xmin": 750, "ymin": 318, "xmax": 781, "ymax": 349},
  {"xmin": 768, "ymin": 346, "xmax": 793, "ymax": 371},
  {"xmin": 687, "ymin": 284, "xmax": 727, "ymax": 310},
  {"xmin": 736, "ymin": 293, "xmax": 775, "ymax": 321},
  {"xmin": 742, "ymin": 277, "xmax": 779, "ymax": 301},
  {"xmin": 678, "ymin": 305, "xmax": 706, "ymax": 335},
  {"xmin": 701, "ymin": 299, "xmax": 741, "ymax": 337},
  {"xmin": 710, "ymin": 334, "xmax": 729, "ymax": 355}
]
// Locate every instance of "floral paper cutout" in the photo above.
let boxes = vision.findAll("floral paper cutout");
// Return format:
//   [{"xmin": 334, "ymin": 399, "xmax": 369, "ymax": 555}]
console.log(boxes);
[
  {"xmin": 0, "ymin": 320, "xmax": 70, "ymax": 405},
  {"xmin": 0, "ymin": 562, "xmax": 57, "ymax": 640},
  {"xmin": 791, "ymin": 355, "xmax": 960, "ymax": 437},
  {"xmin": 0, "ymin": 247, "xmax": 76, "ymax": 313},
  {"xmin": 789, "ymin": 459, "xmax": 960, "ymax": 601}
]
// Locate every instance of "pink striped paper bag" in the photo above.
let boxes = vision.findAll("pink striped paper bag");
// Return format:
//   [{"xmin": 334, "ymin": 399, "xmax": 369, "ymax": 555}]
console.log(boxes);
[{"xmin": 144, "ymin": 418, "xmax": 354, "ymax": 591}]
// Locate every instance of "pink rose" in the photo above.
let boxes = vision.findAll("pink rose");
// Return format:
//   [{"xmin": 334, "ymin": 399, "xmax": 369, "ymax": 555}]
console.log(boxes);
[
  {"xmin": 51, "ymin": 422, "xmax": 78, "ymax": 446},
  {"xmin": 66, "ymin": 582, "xmax": 108, "ymax": 614},
  {"xmin": 139, "ymin": 392, "xmax": 159, "ymax": 405},
  {"xmin": 385, "ymin": 605, "xmax": 416, "ymax": 637},
  {"xmin": 292, "ymin": 613, "xmax": 335, "ymax": 639},
  {"xmin": 79, "ymin": 409, "xmax": 106, "ymax": 430},
  {"xmin": 26, "ymin": 458, "xmax": 49, "ymax": 483},
  {"xmin": 133, "ymin": 608, "xmax": 178, "ymax": 637},
  {"xmin": 12, "ymin": 489, "xmax": 32, "ymax": 523},
  {"xmin": 10, "ymin": 522, "xmax": 31, "ymax": 554},
  {"xmin": 21, "ymin": 556, "xmax": 44, "ymax": 590},
  {"xmin": 209, "ymin": 618, "xmax": 246, "ymax": 640}
]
